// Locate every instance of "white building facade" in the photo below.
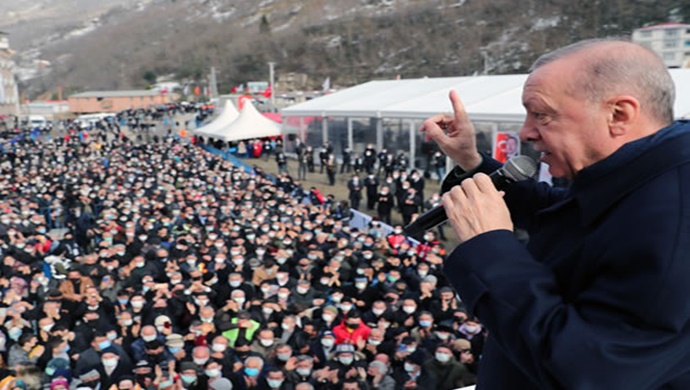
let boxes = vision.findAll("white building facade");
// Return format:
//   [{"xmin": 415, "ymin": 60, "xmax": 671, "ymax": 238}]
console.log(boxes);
[{"xmin": 632, "ymin": 22, "xmax": 690, "ymax": 68}]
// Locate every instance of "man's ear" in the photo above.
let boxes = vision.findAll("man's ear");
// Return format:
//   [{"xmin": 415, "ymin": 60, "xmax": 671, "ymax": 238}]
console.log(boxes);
[{"xmin": 607, "ymin": 96, "xmax": 640, "ymax": 137}]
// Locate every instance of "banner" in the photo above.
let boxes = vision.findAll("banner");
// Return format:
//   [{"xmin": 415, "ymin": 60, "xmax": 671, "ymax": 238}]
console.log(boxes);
[{"xmin": 492, "ymin": 131, "xmax": 520, "ymax": 164}]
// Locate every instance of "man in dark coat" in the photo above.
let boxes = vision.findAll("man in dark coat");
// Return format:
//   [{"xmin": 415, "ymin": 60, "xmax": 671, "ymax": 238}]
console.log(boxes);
[
  {"xmin": 423, "ymin": 38, "xmax": 690, "ymax": 388},
  {"xmin": 347, "ymin": 175, "xmax": 363, "ymax": 210},
  {"xmin": 364, "ymin": 174, "xmax": 379, "ymax": 210}
]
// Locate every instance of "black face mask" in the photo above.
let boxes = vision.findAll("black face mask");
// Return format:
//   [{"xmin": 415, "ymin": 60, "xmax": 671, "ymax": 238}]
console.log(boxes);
[{"xmin": 347, "ymin": 323, "xmax": 360, "ymax": 329}]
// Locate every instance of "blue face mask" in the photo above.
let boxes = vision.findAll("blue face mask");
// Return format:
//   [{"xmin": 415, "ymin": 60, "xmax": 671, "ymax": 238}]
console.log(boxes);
[
  {"xmin": 98, "ymin": 340, "xmax": 111, "ymax": 350},
  {"xmin": 180, "ymin": 375, "xmax": 196, "ymax": 384},
  {"xmin": 168, "ymin": 347, "xmax": 181, "ymax": 354},
  {"xmin": 118, "ymin": 298, "xmax": 129, "ymax": 305},
  {"xmin": 64, "ymin": 344, "xmax": 71, "ymax": 353},
  {"xmin": 244, "ymin": 367, "xmax": 260, "ymax": 377}
]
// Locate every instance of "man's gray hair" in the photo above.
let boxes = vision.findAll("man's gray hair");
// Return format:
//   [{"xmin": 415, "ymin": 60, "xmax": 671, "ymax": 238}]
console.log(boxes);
[{"xmin": 530, "ymin": 37, "xmax": 675, "ymax": 124}]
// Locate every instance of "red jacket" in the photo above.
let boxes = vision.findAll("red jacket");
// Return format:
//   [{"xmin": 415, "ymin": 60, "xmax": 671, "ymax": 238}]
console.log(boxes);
[{"xmin": 333, "ymin": 320, "xmax": 371, "ymax": 345}]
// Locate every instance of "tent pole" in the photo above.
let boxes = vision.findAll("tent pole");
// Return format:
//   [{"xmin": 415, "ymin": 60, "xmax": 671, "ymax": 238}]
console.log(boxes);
[
  {"xmin": 409, "ymin": 120, "xmax": 416, "ymax": 171},
  {"xmin": 347, "ymin": 117, "xmax": 353, "ymax": 151},
  {"xmin": 376, "ymin": 117, "xmax": 383, "ymax": 151}
]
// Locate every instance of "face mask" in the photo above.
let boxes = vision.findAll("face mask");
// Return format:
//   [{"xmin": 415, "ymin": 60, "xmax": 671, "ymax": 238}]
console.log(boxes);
[
  {"xmin": 205, "ymin": 368, "xmax": 220, "ymax": 378},
  {"xmin": 435, "ymin": 352, "xmax": 451, "ymax": 363},
  {"xmin": 123, "ymin": 319, "xmax": 133, "ymax": 326},
  {"xmin": 132, "ymin": 300, "xmax": 145, "ymax": 309},
  {"xmin": 419, "ymin": 320, "xmax": 432, "ymax": 328},
  {"xmin": 234, "ymin": 297, "xmax": 245, "ymax": 305},
  {"xmin": 339, "ymin": 356, "xmax": 354, "ymax": 365},
  {"xmin": 406, "ymin": 346, "xmax": 417, "ymax": 354},
  {"xmin": 212, "ymin": 344, "xmax": 227, "ymax": 353},
  {"xmin": 232, "ymin": 259, "xmax": 244, "ymax": 266},
  {"xmin": 355, "ymin": 282, "xmax": 367, "ymax": 290},
  {"xmin": 267, "ymin": 379, "xmax": 284, "ymax": 388},
  {"xmin": 296, "ymin": 287, "xmax": 308, "ymax": 295},
  {"xmin": 244, "ymin": 367, "xmax": 260, "ymax": 377},
  {"xmin": 180, "ymin": 375, "xmax": 196, "ymax": 384},
  {"xmin": 322, "ymin": 314, "xmax": 334, "ymax": 322},
  {"xmin": 260, "ymin": 338, "xmax": 274, "ymax": 347},
  {"xmin": 159, "ymin": 379, "xmax": 174, "ymax": 388},
  {"xmin": 296, "ymin": 368, "xmax": 311, "ymax": 377},
  {"xmin": 168, "ymin": 347, "xmax": 181, "ymax": 354},
  {"xmin": 229, "ymin": 280, "xmax": 241, "ymax": 288},
  {"xmin": 41, "ymin": 323, "xmax": 54, "ymax": 333},
  {"xmin": 193, "ymin": 357, "xmax": 208, "ymax": 366},
  {"xmin": 102, "ymin": 357, "xmax": 118, "ymax": 367},
  {"xmin": 107, "ymin": 332, "xmax": 117, "ymax": 341},
  {"xmin": 436, "ymin": 332, "xmax": 449, "ymax": 341},
  {"xmin": 142, "ymin": 335, "xmax": 157, "ymax": 342},
  {"xmin": 321, "ymin": 338, "xmax": 334, "ymax": 348},
  {"xmin": 340, "ymin": 305, "xmax": 352, "ymax": 313},
  {"xmin": 278, "ymin": 292, "xmax": 289, "ymax": 299},
  {"xmin": 277, "ymin": 352, "xmax": 291, "ymax": 361},
  {"xmin": 403, "ymin": 306, "xmax": 416, "ymax": 314},
  {"xmin": 464, "ymin": 325, "xmax": 480, "ymax": 334},
  {"xmin": 368, "ymin": 339, "xmax": 381, "ymax": 346},
  {"xmin": 372, "ymin": 308, "xmax": 385, "ymax": 316},
  {"xmin": 98, "ymin": 340, "xmax": 112, "ymax": 350},
  {"xmin": 8, "ymin": 327, "xmax": 22, "ymax": 341},
  {"xmin": 201, "ymin": 317, "xmax": 213, "ymax": 323},
  {"xmin": 404, "ymin": 363, "xmax": 417, "ymax": 372}
]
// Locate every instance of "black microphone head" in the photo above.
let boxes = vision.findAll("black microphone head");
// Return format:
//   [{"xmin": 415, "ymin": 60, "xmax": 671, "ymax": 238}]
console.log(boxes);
[{"xmin": 503, "ymin": 155, "xmax": 538, "ymax": 182}]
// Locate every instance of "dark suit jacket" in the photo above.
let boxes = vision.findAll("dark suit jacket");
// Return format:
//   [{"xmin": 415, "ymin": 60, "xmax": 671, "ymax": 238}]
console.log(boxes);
[{"xmin": 444, "ymin": 122, "xmax": 690, "ymax": 388}]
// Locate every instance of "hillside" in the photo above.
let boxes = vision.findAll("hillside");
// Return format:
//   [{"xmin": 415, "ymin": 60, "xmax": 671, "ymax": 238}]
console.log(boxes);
[{"xmin": 2, "ymin": 0, "xmax": 689, "ymax": 98}]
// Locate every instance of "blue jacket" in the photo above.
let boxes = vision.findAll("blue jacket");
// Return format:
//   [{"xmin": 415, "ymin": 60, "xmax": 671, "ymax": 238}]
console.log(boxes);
[{"xmin": 444, "ymin": 121, "xmax": 690, "ymax": 389}]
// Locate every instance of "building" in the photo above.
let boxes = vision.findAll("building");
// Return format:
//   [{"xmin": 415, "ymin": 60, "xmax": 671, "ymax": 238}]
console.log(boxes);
[
  {"xmin": 68, "ymin": 90, "xmax": 172, "ymax": 114},
  {"xmin": 0, "ymin": 31, "xmax": 20, "ymax": 116},
  {"xmin": 632, "ymin": 22, "xmax": 690, "ymax": 68}
]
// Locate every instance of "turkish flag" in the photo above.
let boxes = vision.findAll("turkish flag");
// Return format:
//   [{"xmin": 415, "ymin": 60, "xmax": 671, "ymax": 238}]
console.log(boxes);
[
  {"xmin": 262, "ymin": 84, "xmax": 272, "ymax": 98},
  {"xmin": 230, "ymin": 85, "xmax": 238, "ymax": 93}
]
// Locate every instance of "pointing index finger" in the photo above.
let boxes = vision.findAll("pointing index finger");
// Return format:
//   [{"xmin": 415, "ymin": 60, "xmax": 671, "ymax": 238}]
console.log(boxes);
[{"xmin": 449, "ymin": 90, "xmax": 469, "ymax": 123}]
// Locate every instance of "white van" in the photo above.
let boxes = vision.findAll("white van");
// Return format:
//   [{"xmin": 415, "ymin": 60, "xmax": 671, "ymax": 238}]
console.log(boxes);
[{"xmin": 28, "ymin": 115, "xmax": 48, "ymax": 129}]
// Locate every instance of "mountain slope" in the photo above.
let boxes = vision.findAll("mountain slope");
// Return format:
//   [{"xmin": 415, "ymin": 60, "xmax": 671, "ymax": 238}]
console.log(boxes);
[{"xmin": 3, "ymin": 0, "xmax": 689, "ymax": 98}]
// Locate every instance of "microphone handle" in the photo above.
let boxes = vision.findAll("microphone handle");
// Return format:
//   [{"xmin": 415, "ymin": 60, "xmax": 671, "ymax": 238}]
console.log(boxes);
[{"xmin": 403, "ymin": 170, "xmax": 514, "ymax": 239}]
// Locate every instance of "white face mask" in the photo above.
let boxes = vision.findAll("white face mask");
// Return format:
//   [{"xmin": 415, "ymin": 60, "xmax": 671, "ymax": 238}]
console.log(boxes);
[
  {"xmin": 321, "ymin": 338, "xmax": 334, "ymax": 348},
  {"xmin": 260, "ymin": 338, "xmax": 274, "ymax": 347},
  {"xmin": 102, "ymin": 357, "xmax": 118, "ymax": 367},
  {"xmin": 403, "ymin": 306, "xmax": 416, "ymax": 314},
  {"xmin": 435, "ymin": 352, "xmax": 451, "ymax": 363},
  {"xmin": 212, "ymin": 344, "xmax": 227, "ymax": 353},
  {"xmin": 194, "ymin": 357, "xmax": 209, "ymax": 366},
  {"xmin": 142, "ymin": 335, "xmax": 157, "ymax": 342},
  {"xmin": 296, "ymin": 368, "xmax": 311, "ymax": 377},
  {"xmin": 404, "ymin": 363, "xmax": 417, "ymax": 372},
  {"xmin": 339, "ymin": 356, "xmax": 354, "ymax": 365},
  {"xmin": 205, "ymin": 369, "xmax": 220, "ymax": 378}
]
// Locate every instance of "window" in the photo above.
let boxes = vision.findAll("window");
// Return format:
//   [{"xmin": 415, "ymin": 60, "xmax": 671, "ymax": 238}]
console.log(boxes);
[
  {"xmin": 665, "ymin": 29, "xmax": 679, "ymax": 37},
  {"xmin": 685, "ymin": 40, "xmax": 690, "ymax": 47},
  {"xmin": 640, "ymin": 30, "xmax": 652, "ymax": 38},
  {"xmin": 663, "ymin": 52, "xmax": 676, "ymax": 61},
  {"xmin": 664, "ymin": 40, "xmax": 678, "ymax": 49}
]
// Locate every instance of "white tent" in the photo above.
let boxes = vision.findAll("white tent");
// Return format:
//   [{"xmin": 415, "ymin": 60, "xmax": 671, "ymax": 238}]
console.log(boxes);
[
  {"xmin": 213, "ymin": 101, "xmax": 286, "ymax": 142},
  {"xmin": 195, "ymin": 100, "xmax": 240, "ymax": 136},
  {"xmin": 282, "ymin": 69, "xmax": 690, "ymax": 121}
]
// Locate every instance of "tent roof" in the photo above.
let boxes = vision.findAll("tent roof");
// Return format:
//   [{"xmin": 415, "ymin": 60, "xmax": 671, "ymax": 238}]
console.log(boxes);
[
  {"xmin": 282, "ymin": 69, "xmax": 690, "ymax": 122},
  {"xmin": 213, "ymin": 101, "xmax": 286, "ymax": 142},
  {"xmin": 195, "ymin": 100, "xmax": 240, "ymax": 136}
]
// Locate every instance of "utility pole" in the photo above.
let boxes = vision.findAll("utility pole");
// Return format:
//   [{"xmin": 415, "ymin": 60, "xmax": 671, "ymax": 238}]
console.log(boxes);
[
  {"xmin": 268, "ymin": 61, "xmax": 276, "ymax": 111},
  {"xmin": 209, "ymin": 66, "xmax": 219, "ymax": 101}
]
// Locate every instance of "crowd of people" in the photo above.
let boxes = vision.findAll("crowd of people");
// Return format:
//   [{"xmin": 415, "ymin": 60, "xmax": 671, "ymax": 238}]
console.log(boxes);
[{"xmin": 0, "ymin": 122, "xmax": 484, "ymax": 390}]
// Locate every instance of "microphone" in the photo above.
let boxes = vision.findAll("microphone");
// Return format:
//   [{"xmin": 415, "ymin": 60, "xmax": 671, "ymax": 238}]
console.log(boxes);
[{"xmin": 403, "ymin": 155, "xmax": 538, "ymax": 239}]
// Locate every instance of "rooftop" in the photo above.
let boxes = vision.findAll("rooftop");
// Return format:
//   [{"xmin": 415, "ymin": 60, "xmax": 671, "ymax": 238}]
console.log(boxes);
[
  {"xmin": 637, "ymin": 22, "xmax": 690, "ymax": 31},
  {"xmin": 70, "ymin": 90, "xmax": 164, "ymax": 98}
]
